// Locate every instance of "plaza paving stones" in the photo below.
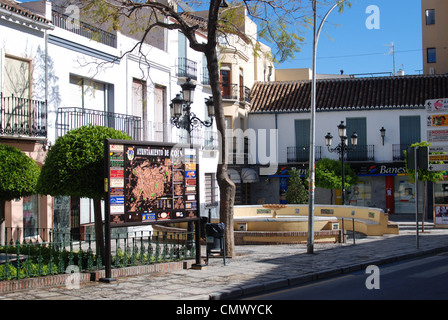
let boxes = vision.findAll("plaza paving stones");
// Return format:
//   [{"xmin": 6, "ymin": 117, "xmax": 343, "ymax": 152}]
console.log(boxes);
[{"xmin": 1, "ymin": 222, "xmax": 448, "ymax": 300}]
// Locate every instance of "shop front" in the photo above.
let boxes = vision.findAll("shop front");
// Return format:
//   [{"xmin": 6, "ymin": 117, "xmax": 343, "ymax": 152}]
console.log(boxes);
[
  {"xmin": 254, "ymin": 162, "xmax": 425, "ymax": 216},
  {"xmin": 434, "ymin": 179, "xmax": 448, "ymax": 228},
  {"xmin": 349, "ymin": 163, "xmax": 423, "ymax": 215}
]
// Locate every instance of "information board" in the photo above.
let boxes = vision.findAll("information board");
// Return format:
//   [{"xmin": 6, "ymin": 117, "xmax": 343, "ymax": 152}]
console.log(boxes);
[{"xmin": 105, "ymin": 139, "xmax": 200, "ymax": 227}]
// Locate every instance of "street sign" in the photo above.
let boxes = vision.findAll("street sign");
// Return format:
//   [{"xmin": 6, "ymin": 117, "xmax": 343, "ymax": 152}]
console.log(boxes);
[
  {"xmin": 426, "ymin": 98, "xmax": 448, "ymax": 113},
  {"xmin": 428, "ymin": 164, "xmax": 448, "ymax": 172},
  {"xmin": 426, "ymin": 98, "xmax": 448, "ymax": 143},
  {"xmin": 429, "ymin": 154, "xmax": 448, "ymax": 161},
  {"xmin": 429, "ymin": 146, "xmax": 448, "ymax": 153}
]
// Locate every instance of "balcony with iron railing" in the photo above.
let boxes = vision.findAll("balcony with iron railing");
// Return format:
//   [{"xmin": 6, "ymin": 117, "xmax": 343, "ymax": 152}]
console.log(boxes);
[
  {"xmin": 221, "ymin": 83, "xmax": 251, "ymax": 103},
  {"xmin": 346, "ymin": 145, "xmax": 375, "ymax": 161},
  {"xmin": 287, "ymin": 146, "xmax": 322, "ymax": 163},
  {"xmin": 56, "ymin": 107, "xmax": 141, "ymax": 140},
  {"xmin": 51, "ymin": 9, "xmax": 117, "ymax": 48},
  {"xmin": 202, "ymin": 67, "xmax": 210, "ymax": 85},
  {"xmin": 393, "ymin": 144, "xmax": 410, "ymax": 161},
  {"xmin": 177, "ymin": 57, "xmax": 197, "ymax": 80},
  {"xmin": 56, "ymin": 108, "xmax": 219, "ymax": 148},
  {"xmin": 0, "ymin": 93, "xmax": 47, "ymax": 138}
]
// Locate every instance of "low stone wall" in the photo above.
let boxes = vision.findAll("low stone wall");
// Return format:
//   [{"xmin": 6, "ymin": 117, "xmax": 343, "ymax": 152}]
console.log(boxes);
[
  {"xmin": 0, "ymin": 260, "xmax": 194, "ymax": 293},
  {"xmin": 234, "ymin": 230, "xmax": 342, "ymax": 245},
  {"xmin": 234, "ymin": 204, "xmax": 399, "ymax": 236}
]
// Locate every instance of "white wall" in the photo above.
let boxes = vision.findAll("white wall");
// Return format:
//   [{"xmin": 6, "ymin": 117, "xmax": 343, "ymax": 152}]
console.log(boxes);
[{"xmin": 249, "ymin": 108, "xmax": 427, "ymax": 165}]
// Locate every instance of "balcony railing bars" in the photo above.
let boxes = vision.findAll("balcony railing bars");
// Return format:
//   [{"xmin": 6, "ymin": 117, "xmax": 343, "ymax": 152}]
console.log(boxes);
[
  {"xmin": 177, "ymin": 57, "xmax": 197, "ymax": 80},
  {"xmin": 56, "ymin": 107, "xmax": 141, "ymax": 140},
  {"xmin": 221, "ymin": 83, "xmax": 251, "ymax": 103},
  {"xmin": 287, "ymin": 146, "xmax": 322, "ymax": 163},
  {"xmin": 393, "ymin": 144, "xmax": 410, "ymax": 161},
  {"xmin": 51, "ymin": 9, "xmax": 117, "ymax": 48},
  {"xmin": 346, "ymin": 145, "xmax": 375, "ymax": 161},
  {"xmin": 0, "ymin": 94, "xmax": 47, "ymax": 138}
]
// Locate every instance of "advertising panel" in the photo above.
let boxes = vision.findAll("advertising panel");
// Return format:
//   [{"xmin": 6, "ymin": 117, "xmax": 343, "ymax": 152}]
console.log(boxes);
[
  {"xmin": 434, "ymin": 205, "xmax": 448, "ymax": 226},
  {"xmin": 426, "ymin": 98, "xmax": 448, "ymax": 113},
  {"xmin": 105, "ymin": 139, "xmax": 199, "ymax": 227}
]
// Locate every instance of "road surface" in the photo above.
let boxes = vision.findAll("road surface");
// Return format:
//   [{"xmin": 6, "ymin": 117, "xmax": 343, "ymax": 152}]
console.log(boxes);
[{"xmin": 243, "ymin": 252, "xmax": 448, "ymax": 300}]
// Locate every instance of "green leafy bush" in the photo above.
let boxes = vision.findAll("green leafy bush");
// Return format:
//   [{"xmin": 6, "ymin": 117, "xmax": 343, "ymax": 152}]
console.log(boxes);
[{"xmin": 38, "ymin": 125, "xmax": 131, "ymax": 199}]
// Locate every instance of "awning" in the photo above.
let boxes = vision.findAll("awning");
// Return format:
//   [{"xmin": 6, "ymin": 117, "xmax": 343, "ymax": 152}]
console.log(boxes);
[
  {"xmin": 227, "ymin": 168, "xmax": 241, "ymax": 183},
  {"xmin": 241, "ymin": 168, "xmax": 259, "ymax": 183}
]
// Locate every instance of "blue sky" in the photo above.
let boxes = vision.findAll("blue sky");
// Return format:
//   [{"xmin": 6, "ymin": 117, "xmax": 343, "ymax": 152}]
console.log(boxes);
[
  {"xmin": 276, "ymin": 0, "xmax": 423, "ymax": 76},
  {"xmin": 19, "ymin": 0, "xmax": 422, "ymax": 76}
]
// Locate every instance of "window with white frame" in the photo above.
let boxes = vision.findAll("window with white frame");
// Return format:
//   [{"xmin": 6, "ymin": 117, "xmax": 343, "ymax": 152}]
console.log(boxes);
[
  {"xmin": 68, "ymin": 74, "xmax": 114, "ymax": 112},
  {"xmin": 205, "ymin": 173, "xmax": 218, "ymax": 207}
]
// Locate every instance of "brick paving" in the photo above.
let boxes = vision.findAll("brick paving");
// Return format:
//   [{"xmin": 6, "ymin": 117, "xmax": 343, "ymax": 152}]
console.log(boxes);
[{"xmin": 1, "ymin": 221, "xmax": 447, "ymax": 300}]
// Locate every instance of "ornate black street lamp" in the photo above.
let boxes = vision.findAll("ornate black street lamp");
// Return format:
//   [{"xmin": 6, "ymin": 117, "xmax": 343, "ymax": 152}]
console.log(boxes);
[
  {"xmin": 325, "ymin": 121, "xmax": 358, "ymax": 205},
  {"xmin": 170, "ymin": 78, "xmax": 214, "ymax": 142},
  {"xmin": 170, "ymin": 78, "xmax": 214, "ymax": 257}
]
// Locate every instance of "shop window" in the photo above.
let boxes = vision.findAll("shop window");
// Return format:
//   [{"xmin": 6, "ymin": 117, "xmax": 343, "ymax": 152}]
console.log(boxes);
[
  {"xmin": 205, "ymin": 173, "xmax": 218, "ymax": 206},
  {"xmin": 347, "ymin": 177, "xmax": 371, "ymax": 207},
  {"xmin": 394, "ymin": 177, "xmax": 423, "ymax": 214}
]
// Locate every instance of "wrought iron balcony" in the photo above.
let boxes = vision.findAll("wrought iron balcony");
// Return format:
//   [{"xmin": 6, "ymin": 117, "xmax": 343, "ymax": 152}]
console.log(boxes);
[
  {"xmin": 393, "ymin": 144, "xmax": 410, "ymax": 161},
  {"xmin": 51, "ymin": 9, "xmax": 117, "ymax": 48},
  {"xmin": 177, "ymin": 57, "xmax": 197, "ymax": 80},
  {"xmin": 0, "ymin": 94, "xmax": 47, "ymax": 138},
  {"xmin": 202, "ymin": 67, "xmax": 210, "ymax": 85},
  {"xmin": 56, "ymin": 107, "xmax": 141, "ymax": 140},
  {"xmin": 221, "ymin": 83, "xmax": 251, "ymax": 103},
  {"xmin": 287, "ymin": 145, "xmax": 322, "ymax": 163},
  {"xmin": 346, "ymin": 144, "xmax": 375, "ymax": 161}
]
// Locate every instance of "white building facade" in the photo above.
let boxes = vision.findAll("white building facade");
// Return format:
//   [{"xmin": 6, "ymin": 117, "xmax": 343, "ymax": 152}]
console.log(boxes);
[
  {"xmin": 248, "ymin": 75, "xmax": 448, "ymax": 217},
  {"xmin": 1, "ymin": 0, "xmax": 221, "ymax": 237}
]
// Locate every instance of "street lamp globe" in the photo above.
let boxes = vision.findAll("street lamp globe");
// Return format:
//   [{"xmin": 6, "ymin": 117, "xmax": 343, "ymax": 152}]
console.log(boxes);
[
  {"xmin": 181, "ymin": 78, "xmax": 196, "ymax": 104},
  {"xmin": 337, "ymin": 121, "xmax": 346, "ymax": 139},
  {"xmin": 351, "ymin": 132, "xmax": 358, "ymax": 147},
  {"xmin": 205, "ymin": 96, "xmax": 214, "ymax": 117},
  {"xmin": 170, "ymin": 93, "xmax": 184, "ymax": 118},
  {"xmin": 325, "ymin": 132, "xmax": 333, "ymax": 147}
]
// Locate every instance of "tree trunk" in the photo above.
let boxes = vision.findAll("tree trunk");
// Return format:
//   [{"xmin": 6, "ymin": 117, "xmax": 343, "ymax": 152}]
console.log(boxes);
[
  {"xmin": 93, "ymin": 198, "xmax": 105, "ymax": 263},
  {"xmin": 205, "ymin": 24, "xmax": 236, "ymax": 258}
]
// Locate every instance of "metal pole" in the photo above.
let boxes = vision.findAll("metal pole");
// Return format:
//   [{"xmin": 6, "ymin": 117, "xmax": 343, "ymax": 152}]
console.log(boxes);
[
  {"xmin": 308, "ymin": 0, "xmax": 317, "ymax": 254},
  {"xmin": 352, "ymin": 218, "xmax": 355, "ymax": 245},
  {"xmin": 415, "ymin": 147, "xmax": 419, "ymax": 249},
  {"xmin": 341, "ymin": 138, "xmax": 345, "ymax": 205},
  {"xmin": 100, "ymin": 138, "xmax": 115, "ymax": 283},
  {"xmin": 308, "ymin": 0, "xmax": 347, "ymax": 255}
]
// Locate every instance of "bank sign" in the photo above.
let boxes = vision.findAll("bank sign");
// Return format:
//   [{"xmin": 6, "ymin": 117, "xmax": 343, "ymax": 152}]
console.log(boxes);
[
  {"xmin": 354, "ymin": 163, "xmax": 407, "ymax": 176},
  {"xmin": 271, "ymin": 163, "xmax": 407, "ymax": 177}
]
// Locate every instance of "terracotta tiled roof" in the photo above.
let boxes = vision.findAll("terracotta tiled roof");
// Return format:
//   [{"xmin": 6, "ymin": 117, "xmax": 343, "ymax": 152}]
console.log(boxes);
[
  {"xmin": 249, "ymin": 74, "xmax": 448, "ymax": 113},
  {"xmin": 0, "ymin": 0, "xmax": 50, "ymax": 24}
]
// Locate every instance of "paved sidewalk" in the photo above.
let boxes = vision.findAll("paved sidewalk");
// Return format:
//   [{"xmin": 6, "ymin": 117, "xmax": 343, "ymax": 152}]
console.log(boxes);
[{"xmin": 1, "ymin": 221, "xmax": 448, "ymax": 300}]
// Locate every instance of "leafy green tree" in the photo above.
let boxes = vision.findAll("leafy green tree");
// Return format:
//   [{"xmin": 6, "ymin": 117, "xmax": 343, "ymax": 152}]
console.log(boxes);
[
  {"xmin": 314, "ymin": 158, "xmax": 357, "ymax": 204},
  {"xmin": 38, "ymin": 125, "xmax": 131, "ymax": 260},
  {"xmin": 0, "ymin": 144, "xmax": 40, "ymax": 227},
  {"xmin": 404, "ymin": 141, "xmax": 443, "ymax": 231},
  {"xmin": 286, "ymin": 168, "xmax": 308, "ymax": 204}
]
